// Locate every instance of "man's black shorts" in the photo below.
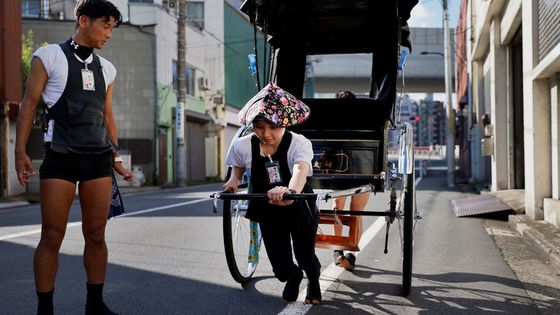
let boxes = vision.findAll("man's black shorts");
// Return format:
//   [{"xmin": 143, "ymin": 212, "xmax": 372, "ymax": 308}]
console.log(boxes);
[{"xmin": 39, "ymin": 146, "xmax": 113, "ymax": 183}]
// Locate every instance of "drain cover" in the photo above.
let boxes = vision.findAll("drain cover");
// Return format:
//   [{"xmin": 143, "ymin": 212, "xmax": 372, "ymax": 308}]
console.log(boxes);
[{"xmin": 452, "ymin": 195, "xmax": 512, "ymax": 217}]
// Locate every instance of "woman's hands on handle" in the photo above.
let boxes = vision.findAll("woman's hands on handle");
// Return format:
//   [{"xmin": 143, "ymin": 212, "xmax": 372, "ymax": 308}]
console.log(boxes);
[{"xmin": 267, "ymin": 186, "xmax": 295, "ymax": 206}]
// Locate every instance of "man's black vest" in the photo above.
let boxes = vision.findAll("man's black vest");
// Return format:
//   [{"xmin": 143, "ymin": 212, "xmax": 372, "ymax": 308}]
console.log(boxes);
[{"xmin": 47, "ymin": 41, "xmax": 112, "ymax": 154}]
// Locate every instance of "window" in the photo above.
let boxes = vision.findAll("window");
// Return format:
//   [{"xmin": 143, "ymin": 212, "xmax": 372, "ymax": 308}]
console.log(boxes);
[
  {"xmin": 186, "ymin": 1, "xmax": 204, "ymax": 31},
  {"xmin": 172, "ymin": 61, "xmax": 196, "ymax": 96},
  {"xmin": 185, "ymin": 66, "xmax": 195, "ymax": 96},
  {"xmin": 172, "ymin": 60, "xmax": 177, "ymax": 91},
  {"xmin": 22, "ymin": 0, "xmax": 40, "ymax": 17}
]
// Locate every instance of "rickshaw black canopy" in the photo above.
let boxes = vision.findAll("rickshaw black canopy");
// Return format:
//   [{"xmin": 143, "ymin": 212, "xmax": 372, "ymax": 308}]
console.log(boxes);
[
  {"xmin": 238, "ymin": 0, "xmax": 420, "ymax": 190},
  {"xmin": 240, "ymin": 0, "xmax": 418, "ymax": 54}
]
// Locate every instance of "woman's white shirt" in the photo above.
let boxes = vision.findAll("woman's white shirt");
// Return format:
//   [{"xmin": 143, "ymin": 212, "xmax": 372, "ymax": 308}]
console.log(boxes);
[{"xmin": 225, "ymin": 131, "xmax": 314, "ymax": 176}]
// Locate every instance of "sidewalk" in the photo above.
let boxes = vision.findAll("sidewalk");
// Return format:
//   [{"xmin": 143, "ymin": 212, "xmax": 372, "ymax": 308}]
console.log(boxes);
[{"xmin": 464, "ymin": 185, "xmax": 560, "ymax": 314}]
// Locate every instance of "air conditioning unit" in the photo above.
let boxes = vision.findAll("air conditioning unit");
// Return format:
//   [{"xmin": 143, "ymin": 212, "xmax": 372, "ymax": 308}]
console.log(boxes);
[
  {"xmin": 198, "ymin": 77, "xmax": 210, "ymax": 91},
  {"xmin": 164, "ymin": 0, "xmax": 176, "ymax": 9}
]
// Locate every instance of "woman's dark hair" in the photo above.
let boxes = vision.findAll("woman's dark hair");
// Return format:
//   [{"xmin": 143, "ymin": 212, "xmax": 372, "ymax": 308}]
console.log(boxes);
[
  {"xmin": 74, "ymin": 0, "xmax": 123, "ymax": 28},
  {"xmin": 335, "ymin": 90, "xmax": 356, "ymax": 99}
]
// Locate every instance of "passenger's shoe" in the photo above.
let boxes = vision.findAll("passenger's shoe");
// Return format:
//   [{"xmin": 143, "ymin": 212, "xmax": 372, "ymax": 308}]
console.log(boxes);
[
  {"xmin": 282, "ymin": 268, "xmax": 303, "ymax": 303},
  {"xmin": 304, "ymin": 278, "xmax": 322, "ymax": 305},
  {"xmin": 333, "ymin": 250, "xmax": 344, "ymax": 266},
  {"xmin": 340, "ymin": 253, "xmax": 356, "ymax": 271},
  {"xmin": 85, "ymin": 302, "xmax": 118, "ymax": 315}
]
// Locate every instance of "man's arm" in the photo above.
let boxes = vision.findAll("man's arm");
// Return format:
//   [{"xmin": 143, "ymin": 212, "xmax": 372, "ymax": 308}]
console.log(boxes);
[
  {"xmin": 103, "ymin": 83, "xmax": 132, "ymax": 181},
  {"xmin": 15, "ymin": 57, "xmax": 47, "ymax": 186}
]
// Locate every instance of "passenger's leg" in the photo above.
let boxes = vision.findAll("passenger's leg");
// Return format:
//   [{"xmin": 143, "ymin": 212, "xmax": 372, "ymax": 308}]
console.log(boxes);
[
  {"xmin": 332, "ymin": 197, "xmax": 347, "ymax": 264},
  {"xmin": 349, "ymin": 193, "xmax": 369, "ymax": 211},
  {"xmin": 332, "ymin": 197, "xmax": 347, "ymax": 236},
  {"xmin": 338, "ymin": 193, "xmax": 370, "ymax": 271},
  {"xmin": 349, "ymin": 193, "xmax": 369, "ymax": 241}
]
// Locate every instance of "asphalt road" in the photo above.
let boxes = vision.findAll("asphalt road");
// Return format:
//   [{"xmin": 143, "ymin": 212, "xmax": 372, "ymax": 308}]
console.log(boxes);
[{"xmin": 0, "ymin": 171, "xmax": 542, "ymax": 314}]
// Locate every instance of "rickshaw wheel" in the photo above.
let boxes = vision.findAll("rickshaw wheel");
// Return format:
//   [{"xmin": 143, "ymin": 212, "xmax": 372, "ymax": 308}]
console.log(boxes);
[
  {"xmin": 223, "ymin": 191, "xmax": 261, "ymax": 284},
  {"xmin": 401, "ymin": 171, "xmax": 414, "ymax": 296}
]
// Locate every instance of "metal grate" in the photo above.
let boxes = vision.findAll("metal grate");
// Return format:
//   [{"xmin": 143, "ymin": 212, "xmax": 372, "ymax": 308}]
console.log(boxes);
[
  {"xmin": 452, "ymin": 195, "xmax": 512, "ymax": 217},
  {"xmin": 538, "ymin": 0, "xmax": 560, "ymax": 61}
]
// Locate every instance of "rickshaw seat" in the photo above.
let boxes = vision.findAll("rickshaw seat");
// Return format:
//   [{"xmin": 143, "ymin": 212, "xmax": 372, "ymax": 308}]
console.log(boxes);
[
  {"xmin": 289, "ymin": 98, "xmax": 390, "ymax": 191},
  {"xmin": 293, "ymin": 98, "xmax": 390, "ymax": 138}
]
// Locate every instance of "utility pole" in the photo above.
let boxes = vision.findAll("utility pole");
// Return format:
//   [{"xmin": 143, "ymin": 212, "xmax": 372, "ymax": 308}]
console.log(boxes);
[
  {"xmin": 175, "ymin": 0, "xmax": 188, "ymax": 186},
  {"xmin": 443, "ymin": 0, "xmax": 456, "ymax": 187}
]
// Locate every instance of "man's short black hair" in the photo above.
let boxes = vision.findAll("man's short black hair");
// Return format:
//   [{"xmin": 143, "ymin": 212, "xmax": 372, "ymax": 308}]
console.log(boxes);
[
  {"xmin": 335, "ymin": 90, "xmax": 356, "ymax": 99},
  {"xmin": 75, "ymin": 0, "xmax": 123, "ymax": 28}
]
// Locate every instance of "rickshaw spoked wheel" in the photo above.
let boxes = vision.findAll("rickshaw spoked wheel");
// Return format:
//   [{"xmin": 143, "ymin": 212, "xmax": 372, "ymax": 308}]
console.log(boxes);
[{"xmin": 223, "ymin": 193, "xmax": 262, "ymax": 284}]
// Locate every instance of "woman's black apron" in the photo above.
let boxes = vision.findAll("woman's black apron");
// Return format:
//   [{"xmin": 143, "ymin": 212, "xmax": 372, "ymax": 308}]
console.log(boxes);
[{"xmin": 246, "ymin": 131, "xmax": 316, "ymax": 226}]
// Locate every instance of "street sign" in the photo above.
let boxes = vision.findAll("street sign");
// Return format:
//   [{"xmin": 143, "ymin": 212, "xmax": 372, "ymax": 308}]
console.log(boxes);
[{"xmin": 176, "ymin": 101, "xmax": 185, "ymax": 144}]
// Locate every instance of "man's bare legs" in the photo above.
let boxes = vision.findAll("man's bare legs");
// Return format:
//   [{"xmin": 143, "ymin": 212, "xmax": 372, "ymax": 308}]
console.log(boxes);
[
  {"xmin": 79, "ymin": 176, "xmax": 114, "ymax": 314},
  {"xmin": 35, "ymin": 179, "xmax": 76, "ymax": 292},
  {"xmin": 79, "ymin": 177, "xmax": 112, "ymax": 283}
]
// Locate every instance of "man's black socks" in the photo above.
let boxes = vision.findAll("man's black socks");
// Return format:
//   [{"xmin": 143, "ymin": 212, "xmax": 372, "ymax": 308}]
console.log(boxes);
[{"xmin": 36, "ymin": 288, "xmax": 54, "ymax": 315}]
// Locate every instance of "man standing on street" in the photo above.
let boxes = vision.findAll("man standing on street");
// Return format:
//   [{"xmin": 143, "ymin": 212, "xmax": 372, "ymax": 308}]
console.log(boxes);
[{"xmin": 15, "ymin": 1, "xmax": 132, "ymax": 314}]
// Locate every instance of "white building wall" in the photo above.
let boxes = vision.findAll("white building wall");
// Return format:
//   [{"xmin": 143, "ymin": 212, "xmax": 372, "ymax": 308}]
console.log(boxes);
[
  {"xmin": 155, "ymin": 8, "xmax": 177, "ymax": 87},
  {"xmin": 489, "ymin": 19, "xmax": 509, "ymax": 191},
  {"xmin": 469, "ymin": 0, "xmax": 560, "ymax": 225},
  {"xmin": 522, "ymin": 0, "xmax": 552, "ymax": 220}
]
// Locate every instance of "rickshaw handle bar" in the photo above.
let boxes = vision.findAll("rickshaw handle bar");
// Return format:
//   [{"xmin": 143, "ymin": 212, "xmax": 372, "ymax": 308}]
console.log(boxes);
[
  {"xmin": 212, "ymin": 192, "xmax": 319, "ymax": 201},
  {"xmin": 319, "ymin": 209, "xmax": 391, "ymax": 217}
]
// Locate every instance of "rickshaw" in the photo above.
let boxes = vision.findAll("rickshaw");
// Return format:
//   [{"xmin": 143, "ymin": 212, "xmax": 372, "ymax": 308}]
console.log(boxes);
[{"xmin": 212, "ymin": 0, "xmax": 420, "ymax": 296}]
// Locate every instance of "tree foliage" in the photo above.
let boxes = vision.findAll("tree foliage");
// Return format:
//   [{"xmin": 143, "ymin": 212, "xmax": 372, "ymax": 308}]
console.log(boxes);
[{"xmin": 21, "ymin": 30, "xmax": 48, "ymax": 90}]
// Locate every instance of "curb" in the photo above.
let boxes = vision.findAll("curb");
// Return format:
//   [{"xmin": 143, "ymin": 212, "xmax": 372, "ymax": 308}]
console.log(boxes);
[
  {"xmin": 0, "ymin": 200, "xmax": 30, "ymax": 209},
  {"xmin": 508, "ymin": 214, "xmax": 560, "ymax": 270}
]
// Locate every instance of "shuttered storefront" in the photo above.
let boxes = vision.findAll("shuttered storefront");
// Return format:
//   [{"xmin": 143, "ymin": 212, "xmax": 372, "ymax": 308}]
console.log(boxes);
[{"xmin": 538, "ymin": 0, "xmax": 560, "ymax": 61}]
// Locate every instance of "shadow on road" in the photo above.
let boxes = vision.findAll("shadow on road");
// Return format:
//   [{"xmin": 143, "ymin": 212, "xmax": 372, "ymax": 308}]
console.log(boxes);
[
  {"xmin": 313, "ymin": 265, "xmax": 551, "ymax": 314},
  {"xmin": 0, "ymin": 240, "xmax": 284, "ymax": 315}
]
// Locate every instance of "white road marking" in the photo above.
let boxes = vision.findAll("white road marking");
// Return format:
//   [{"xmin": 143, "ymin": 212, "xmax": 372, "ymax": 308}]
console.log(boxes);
[
  {"xmin": 279, "ymin": 217, "xmax": 386, "ymax": 315},
  {"xmin": 117, "ymin": 198, "xmax": 210, "ymax": 217},
  {"xmin": 0, "ymin": 198, "xmax": 211, "ymax": 241}
]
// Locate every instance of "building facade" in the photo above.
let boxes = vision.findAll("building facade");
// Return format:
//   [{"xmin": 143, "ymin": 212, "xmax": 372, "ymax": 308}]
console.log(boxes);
[
  {"xmin": 459, "ymin": 0, "xmax": 560, "ymax": 226},
  {"xmin": 1, "ymin": 0, "xmax": 23, "ymax": 197},
  {"xmin": 0, "ymin": 0, "xmax": 278, "ymax": 197}
]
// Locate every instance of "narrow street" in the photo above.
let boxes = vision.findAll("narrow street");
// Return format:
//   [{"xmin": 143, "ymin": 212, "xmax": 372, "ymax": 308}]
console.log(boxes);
[{"xmin": 0, "ymin": 170, "xmax": 550, "ymax": 314}]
